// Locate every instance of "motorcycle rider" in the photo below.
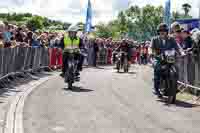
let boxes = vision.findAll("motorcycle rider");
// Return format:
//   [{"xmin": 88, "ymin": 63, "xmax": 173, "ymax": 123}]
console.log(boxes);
[
  {"xmin": 151, "ymin": 23, "xmax": 185, "ymax": 98},
  {"xmin": 60, "ymin": 25, "xmax": 84, "ymax": 77},
  {"xmin": 113, "ymin": 39, "xmax": 132, "ymax": 66}
]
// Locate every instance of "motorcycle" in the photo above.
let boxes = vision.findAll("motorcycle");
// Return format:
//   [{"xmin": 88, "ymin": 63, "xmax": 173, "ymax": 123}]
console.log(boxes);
[
  {"xmin": 64, "ymin": 49, "xmax": 80, "ymax": 89},
  {"xmin": 116, "ymin": 51, "xmax": 129, "ymax": 73},
  {"xmin": 159, "ymin": 49, "xmax": 178, "ymax": 104}
]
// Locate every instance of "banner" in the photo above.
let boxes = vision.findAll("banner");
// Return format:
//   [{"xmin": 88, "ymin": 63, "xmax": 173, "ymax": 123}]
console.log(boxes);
[
  {"xmin": 176, "ymin": 19, "xmax": 200, "ymax": 31},
  {"xmin": 84, "ymin": 0, "xmax": 92, "ymax": 33},
  {"xmin": 164, "ymin": 0, "xmax": 171, "ymax": 27}
]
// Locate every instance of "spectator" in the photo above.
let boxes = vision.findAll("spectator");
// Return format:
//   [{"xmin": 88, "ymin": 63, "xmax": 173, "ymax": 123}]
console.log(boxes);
[
  {"xmin": 2, "ymin": 23, "xmax": 12, "ymax": 47},
  {"xmin": 39, "ymin": 34, "xmax": 48, "ymax": 47},
  {"xmin": 136, "ymin": 45, "xmax": 141, "ymax": 64},
  {"xmin": 0, "ymin": 35, "xmax": 3, "ymax": 48},
  {"xmin": 171, "ymin": 22, "xmax": 183, "ymax": 45},
  {"xmin": 49, "ymin": 35, "xmax": 56, "ymax": 48},
  {"xmin": 181, "ymin": 29, "xmax": 193, "ymax": 51},
  {"xmin": 0, "ymin": 21, "xmax": 4, "ymax": 38},
  {"xmin": 31, "ymin": 33, "xmax": 41, "ymax": 47},
  {"xmin": 25, "ymin": 31, "xmax": 33, "ymax": 46},
  {"xmin": 15, "ymin": 28, "xmax": 24, "ymax": 43},
  {"xmin": 93, "ymin": 39, "xmax": 99, "ymax": 67},
  {"xmin": 54, "ymin": 37, "xmax": 61, "ymax": 48}
]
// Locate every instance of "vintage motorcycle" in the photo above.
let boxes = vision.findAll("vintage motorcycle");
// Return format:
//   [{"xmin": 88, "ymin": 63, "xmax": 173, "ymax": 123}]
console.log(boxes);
[
  {"xmin": 116, "ymin": 50, "xmax": 129, "ymax": 73},
  {"xmin": 158, "ymin": 49, "xmax": 178, "ymax": 104},
  {"xmin": 64, "ymin": 49, "xmax": 81, "ymax": 89}
]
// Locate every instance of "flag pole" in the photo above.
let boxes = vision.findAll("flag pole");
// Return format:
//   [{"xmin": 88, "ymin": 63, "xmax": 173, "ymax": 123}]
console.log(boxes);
[{"xmin": 84, "ymin": 0, "xmax": 92, "ymax": 34}]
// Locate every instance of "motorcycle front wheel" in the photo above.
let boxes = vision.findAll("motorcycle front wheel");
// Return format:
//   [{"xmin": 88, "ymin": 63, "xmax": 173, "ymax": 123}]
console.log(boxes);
[
  {"xmin": 167, "ymin": 67, "xmax": 178, "ymax": 104},
  {"xmin": 123, "ymin": 59, "xmax": 129, "ymax": 73},
  {"xmin": 66, "ymin": 62, "xmax": 74, "ymax": 89}
]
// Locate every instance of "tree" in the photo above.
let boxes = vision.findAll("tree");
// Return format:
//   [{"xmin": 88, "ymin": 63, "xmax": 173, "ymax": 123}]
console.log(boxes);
[
  {"xmin": 95, "ymin": 23, "xmax": 113, "ymax": 38},
  {"xmin": 182, "ymin": 3, "xmax": 192, "ymax": 16},
  {"xmin": 94, "ymin": 5, "xmax": 164, "ymax": 41},
  {"xmin": 43, "ymin": 17, "xmax": 51, "ymax": 27},
  {"xmin": 124, "ymin": 5, "xmax": 163, "ymax": 40},
  {"xmin": 26, "ymin": 16, "xmax": 44, "ymax": 30},
  {"xmin": 117, "ymin": 11, "xmax": 128, "ymax": 34}
]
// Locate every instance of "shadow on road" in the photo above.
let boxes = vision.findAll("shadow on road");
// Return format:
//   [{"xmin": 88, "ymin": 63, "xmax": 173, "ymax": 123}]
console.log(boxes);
[
  {"xmin": 157, "ymin": 98, "xmax": 199, "ymax": 108},
  {"xmin": 63, "ymin": 87, "xmax": 94, "ymax": 93},
  {"xmin": 115, "ymin": 71, "xmax": 136, "ymax": 75},
  {"xmin": 93, "ymin": 66, "xmax": 105, "ymax": 69},
  {"xmin": 128, "ymin": 72, "xmax": 137, "ymax": 74},
  {"xmin": 174, "ymin": 100, "xmax": 199, "ymax": 108}
]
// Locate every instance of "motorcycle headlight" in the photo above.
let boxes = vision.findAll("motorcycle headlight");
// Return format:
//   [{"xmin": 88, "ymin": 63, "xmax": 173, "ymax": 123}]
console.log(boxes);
[{"xmin": 166, "ymin": 56, "xmax": 175, "ymax": 63}]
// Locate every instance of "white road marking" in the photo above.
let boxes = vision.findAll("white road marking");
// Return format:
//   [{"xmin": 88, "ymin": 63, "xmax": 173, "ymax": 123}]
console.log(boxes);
[{"xmin": 4, "ymin": 73, "xmax": 58, "ymax": 133}]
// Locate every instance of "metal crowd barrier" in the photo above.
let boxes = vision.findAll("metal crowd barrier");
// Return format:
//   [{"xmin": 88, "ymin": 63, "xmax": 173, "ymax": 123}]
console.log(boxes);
[
  {"xmin": 176, "ymin": 54, "xmax": 200, "ymax": 94},
  {"xmin": 0, "ymin": 47, "xmax": 49, "ymax": 80}
]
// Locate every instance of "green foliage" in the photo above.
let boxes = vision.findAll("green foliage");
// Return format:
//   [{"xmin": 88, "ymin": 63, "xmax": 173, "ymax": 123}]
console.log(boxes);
[
  {"xmin": 0, "ymin": 13, "xmax": 68, "ymax": 31},
  {"xmin": 95, "ymin": 23, "xmax": 113, "ymax": 38},
  {"xmin": 26, "ymin": 16, "xmax": 44, "ymax": 30},
  {"xmin": 95, "ymin": 5, "xmax": 163, "ymax": 40},
  {"xmin": 126, "ymin": 5, "xmax": 163, "ymax": 40},
  {"xmin": 95, "ymin": 4, "xmax": 194, "ymax": 41}
]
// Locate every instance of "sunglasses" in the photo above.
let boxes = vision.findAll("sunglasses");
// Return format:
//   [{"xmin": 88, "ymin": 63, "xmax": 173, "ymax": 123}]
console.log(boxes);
[{"xmin": 157, "ymin": 29, "xmax": 168, "ymax": 33}]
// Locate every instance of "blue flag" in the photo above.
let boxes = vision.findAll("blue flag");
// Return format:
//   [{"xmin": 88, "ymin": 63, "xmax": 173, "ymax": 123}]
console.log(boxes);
[
  {"xmin": 85, "ymin": 0, "xmax": 92, "ymax": 33},
  {"xmin": 164, "ymin": 0, "xmax": 171, "ymax": 27}
]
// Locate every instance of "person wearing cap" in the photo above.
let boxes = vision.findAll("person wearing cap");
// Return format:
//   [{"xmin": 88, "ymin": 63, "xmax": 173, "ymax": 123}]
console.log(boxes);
[
  {"xmin": 151, "ymin": 23, "xmax": 185, "ymax": 98},
  {"xmin": 170, "ymin": 22, "xmax": 183, "ymax": 45},
  {"xmin": 60, "ymin": 25, "xmax": 84, "ymax": 77},
  {"xmin": 181, "ymin": 29, "xmax": 193, "ymax": 51}
]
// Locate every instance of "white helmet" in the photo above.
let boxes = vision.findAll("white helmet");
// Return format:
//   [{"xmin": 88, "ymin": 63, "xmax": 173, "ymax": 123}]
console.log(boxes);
[
  {"xmin": 191, "ymin": 28, "xmax": 200, "ymax": 44},
  {"xmin": 67, "ymin": 24, "xmax": 80, "ymax": 32}
]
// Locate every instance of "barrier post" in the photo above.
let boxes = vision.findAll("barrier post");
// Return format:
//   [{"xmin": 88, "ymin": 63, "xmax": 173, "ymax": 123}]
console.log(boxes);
[
  {"xmin": 183, "ymin": 55, "xmax": 188, "ymax": 84},
  {"xmin": 0, "ymin": 48, "xmax": 3, "ymax": 77}
]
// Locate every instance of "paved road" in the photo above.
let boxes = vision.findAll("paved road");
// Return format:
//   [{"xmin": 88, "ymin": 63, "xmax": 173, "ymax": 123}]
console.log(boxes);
[{"xmin": 23, "ymin": 65, "xmax": 200, "ymax": 133}]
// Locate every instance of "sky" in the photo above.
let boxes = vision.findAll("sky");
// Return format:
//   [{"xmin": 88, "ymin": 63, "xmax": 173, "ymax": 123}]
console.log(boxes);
[{"xmin": 0, "ymin": 0, "xmax": 199, "ymax": 24}]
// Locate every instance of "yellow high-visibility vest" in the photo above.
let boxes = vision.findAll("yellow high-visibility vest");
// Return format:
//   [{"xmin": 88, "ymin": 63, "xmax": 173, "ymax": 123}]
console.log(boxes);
[{"xmin": 64, "ymin": 35, "xmax": 80, "ymax": 49}]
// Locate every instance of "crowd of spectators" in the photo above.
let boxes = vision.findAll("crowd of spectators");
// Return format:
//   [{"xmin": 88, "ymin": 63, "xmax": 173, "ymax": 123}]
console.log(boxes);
[
  {"xmin": 0, "ymin": 21, "xmax": 63, "ymax": 49},
  {"xmin": 1, "ymin": 20, "xmax": 195, "ymax": 66},
  {"xmin": 82, "ymin": 37, "xmax": 152, "ymax": 66}
]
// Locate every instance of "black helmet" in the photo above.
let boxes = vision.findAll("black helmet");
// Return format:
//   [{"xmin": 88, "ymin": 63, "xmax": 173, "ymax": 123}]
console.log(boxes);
[{"xmin": 157, "ymin": 23, "xmax": 169, "ymax": 32}]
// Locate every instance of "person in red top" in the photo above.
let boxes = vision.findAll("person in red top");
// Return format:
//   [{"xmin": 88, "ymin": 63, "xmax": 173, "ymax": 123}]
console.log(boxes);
[
  {"xmin": 141, "ymin": 43, "xmax": 148, "ymax": 65},
  {"xmin": 136, "ymin": 45, "xmax": 141, "ymax": 64}
]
